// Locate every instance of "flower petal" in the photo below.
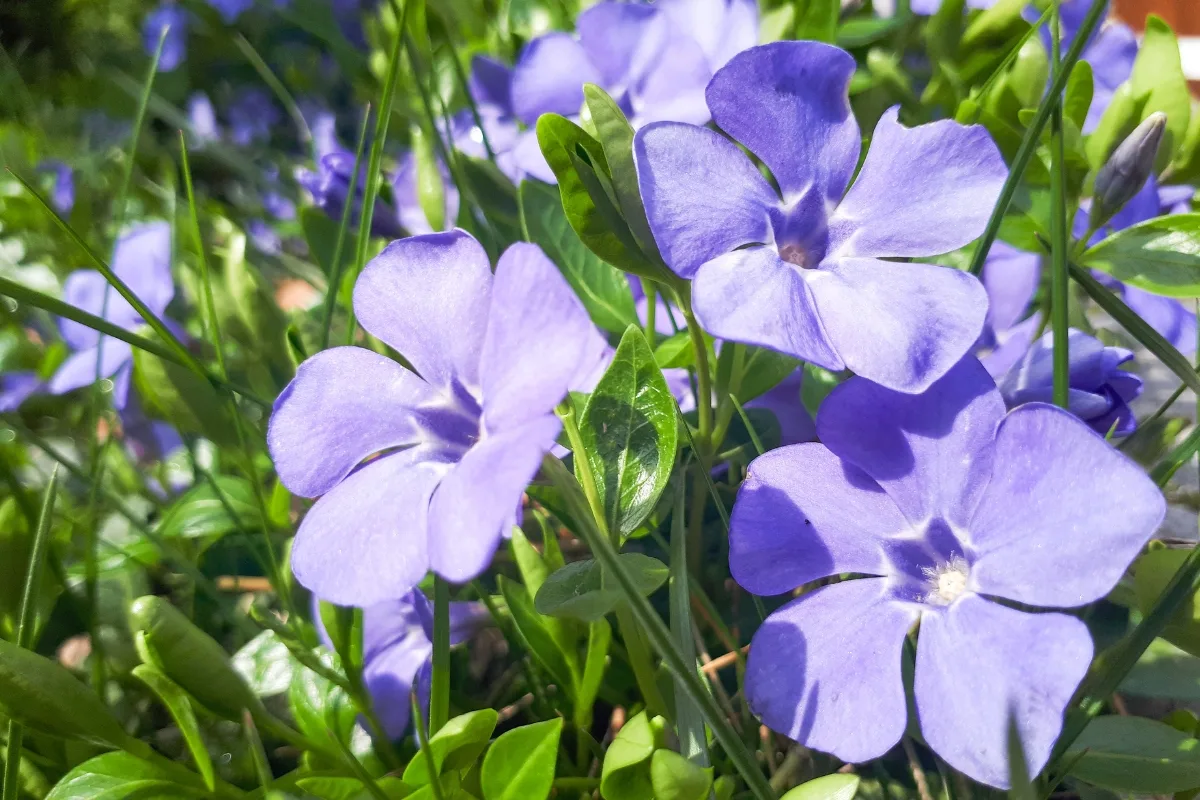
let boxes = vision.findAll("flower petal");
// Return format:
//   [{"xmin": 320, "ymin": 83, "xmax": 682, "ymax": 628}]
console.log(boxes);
[
  {"xmin": 635, "ymin": 122, "xmax": 776, "ymax": 279},
  {"xmin": 46, "ymin": 340, "xmax": 133, "ymax": 397},
  {"xmin": 59, "ymin": 271, "xmax": 132, "ymax": 350},
  {"xmin": 268, "ymin": 347, "xmax": 437, "ymax": 498},
  {"xmin": 810, "ymin": 257, "xmax": 988, "ymax": 393},
  {"xmin": 915, "ymin": 596, "xmax": 1093, "ymax": 789},
  {"xmin": 427, "ymin": 414, "xmax": 562, "ymax": 584},
  {"xmin": 354, "ymin": 230, "xmax": 493, "ymax": 393},
  {"xmin": 363, "ymin": 632, "xmax": 431, "ymax": 738},
  {"xmin": 291, "ymin": 450, "xmax": 443, "ymax": 607},
  {"xmin": 632, "ymin": 35, "xmax": 713, "ymax": 126},
  {"xmin": 1121, "ymin": 287, "xmax": 1197, "ymax": 356},
  {"xmin": 511, "ymin": 33, "xmax": 601, "ymax": 126},
  {"xmin": 730, "ymin": 444, "xmax": 907, "ymax": 595},
  {"xmin": 980, "ymin": 313, "xmax": 1042, "ymax": 379},
  {"xmin": 982, "ymin": 242, "xmax": 1041, "ymax": 335},
  {"xmin": 469, "ymin": 55, "xmax": 514, "ymax": 118},
  {"xmin": 577, "ymin": 2, "xmax": 666, "ymax": 91},
  {"xmin": 828, "ymin": 109, "xmax": 1006, "ymax": 259},
  {"xmin": 744, "ymin": 370, "xmax": 816, "ymax": 446},
  {"xmin": 512, "ymin": 130, "xmax": 557, "ymax": 184},
  {"xmin": 112, "ymin": 221, "xmax": 175, "ymax": 320},
  {"xmin": 692, "ymin": 247, "xmax": 842, "ymax": 369},
  {"xmin": 968, "ymin": 403, "xmax": 1164, "ymax": 607},
  {"xmin": 746, "ymin": 578, "xmax": 918, "ymax": 763},
  {"xmin": 817, "ymin": 358, "xmax": 1004, "ymax": 528},
  {"xmin": 657, "ymin": 0, "xmax": 758, "ymax": 71},
  {"xmin": 705, "ymin": 41, "xmax": 860, "ymax": 203},
  {"xmin": 480, "ymin": 243, "xmax": 608, "ymax": 431}
]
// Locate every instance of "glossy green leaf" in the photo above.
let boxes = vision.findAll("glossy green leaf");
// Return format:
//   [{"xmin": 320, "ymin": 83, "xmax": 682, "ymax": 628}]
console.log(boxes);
[
  {"xmin": 0, "ymin": 638, "xmax": 138, "ymax": 750},
  {"xmin": 131, "ymin": 347, "xmax": 239, "ymax": 446},
  {"xmin": 1126, "ymin": 15, "xmax": 1192, "ymax": 171},
  {"xmin": 738, "ymin": 348, "xmax": 801, "ymax": 404},
  {"xmin": 497, "ymin": 575, "xmax": 577, "ymax": 694},
  {"xmin": 130, "ymin": 595, "xmax": 265, "ymax": 722},
  {"xmin": 232, "ymin": 630, "xmax": 296, "ymax": 697},
  {"xmin": 402, "ymin": 708, "xmax": 499, "ymax": 786},
  {"xmin": 1080, "ymin": 214, "xmax": 1200, "ymax": 297},
  {"xmin": 1135, "ymin": 548, "xmax": 1200, "ymax": 657},
  {"xmin": 580, "ymin": 325, "xmax": 679, "ymax": 537},
  {"xmin": 793, "ymin": 0, "xmax": 838, "ymax": 42},
  {"xmin": 510, "ymin": 527, "xmax": 574, "ymax": 660},
  {"xmin": 156, "ymin": 476, "xmax": 257, "ymax": 542},
  {"xmin": 1122, "ymin": 638, "xmax": 1200, "ymax": 701},
  {"xmin": 1086, "ymin": 82, "xmax": 1145, "ymax": 170},
  {"xmin": 295, "ymin": 775, "xmax": 413, "ymax": 800},
  {"xmin": 132, "ymin": 664, "xmax": 216, "ymax": 791},
  {"xmin": 480, "ymin": 718, "xmax": 562, "ymax": 800},
  {"xmin": 650, "ymin": 750, "xmax": 713, "ymax": 800},
  {"xmin": 519, "ymin": 178, "xmax": 637, "ymax": 334},
  {"xmin": 600, "ymin": 711, "xmax": 665, "ymax": 800},
  {"xmin": 412, "ymin": 125, "xmax": 446, "ymax": 234},
  {"xmin": 45, "ymin": 753, "xmax": 211, "ymax": 800},
  {"xmin": 1064, "ymin": 60, "xmax": 1094, "ymax": 132},
  {"xmin": 779, "ymin": 773, "xmax": 861, "ymax": 800},
  {"xmin": 1067, "ymin": 715, "xmax": 1200, "ymax": 793},
  {"xmin": 653, "ymin": 332, "xmax": 692, "ymax": 369},
  {"xmin": 287, "ymin": 647, "xmax": 357, "ymax": 749},
  {"xmin": 534, "ymin": 554, "xmax": 668, "ymax": 621}
]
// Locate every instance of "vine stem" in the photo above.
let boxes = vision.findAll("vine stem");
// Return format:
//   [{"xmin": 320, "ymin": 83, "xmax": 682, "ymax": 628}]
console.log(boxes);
[{"xmin": 430, "ymin": 577, "xmax": 452, "ymax": 735}]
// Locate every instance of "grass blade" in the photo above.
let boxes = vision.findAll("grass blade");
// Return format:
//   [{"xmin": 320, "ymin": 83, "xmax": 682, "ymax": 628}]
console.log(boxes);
[
  {"xmin": 232, "ymin": 33, "xmax": 312, "ymax": 147},
  {"xmin": 321, "ymin": 103, "xmax": 372, "ymax": 350},
  {"xmin": 670, "ymin": 481, "xmax": 709, "ymax": 766}
]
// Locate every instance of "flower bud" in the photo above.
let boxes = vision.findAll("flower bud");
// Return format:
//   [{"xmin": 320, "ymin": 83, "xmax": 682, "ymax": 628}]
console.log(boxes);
[{"xmin": 1090, "ymin": 112, "xmax": 1168, "ymax": 231}]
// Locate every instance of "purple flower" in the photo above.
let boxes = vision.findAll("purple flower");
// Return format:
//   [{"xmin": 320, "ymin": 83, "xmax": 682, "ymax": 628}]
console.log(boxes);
[
  {"xmin": 38, "ymin": 161, "xmax": 74, "ymax": 215},
  {"xmin": 296, "ymin": 153, "xmax": 405, "ymax": 240},
  {"xmin": 510, "ymin": 0, "xmax": 749, "ymax": 182},
  {"xmin": 143, "ymin": 3, "xmax": 187, "ymax": 72},
  {"xmin": 994, "ymin": 328, "xmax": 1142, "ymax": 436},
  {"xmin": 47, "ymin": 221, "xmax": 175, "ymax": 409},
  {"xmin": 188, "ymin": 93, "xmax": 220, "ymax": 144},
  {"xmin": 882, "ymin": 0, "xmax": 994, "ymax": 17},
  {"xmin": 0, "ymin": 373, "xmax": 40, "ymax": 413},
  {"xmin": 228, "ymin": 89, "xmax": 280, "ymax": 147},
  {"xmin": 392, "ymin": 148, "xmax": 460, "ymax": 235},
  {"xmin": 729, "ymin": 357, "xmax": 1164, "ymax": 787},
  {"xmin": 122, "ymin": 392, "xmax": 185, "ymax": 465},
  {"xmin": 635, "ymin": 41, "xmax": 1005, "ymax": 392},
  {"xmin": 208, "ymin": 0, "xmax": 253, "ymax": 23},
  {"xmin": 315, "ymin": 591, "xmax": 487, "ymax": 738},
  {"xmin": 457, "ymin": 57, "xmax": 523, "ymax": 182},
  {"xmin": 976, "ymin": 242, "xmax": 1043, "ymax": 377},
  {"xmin": 745, "ymin": 370, "xmax": 816, "ymax": 446},
  {"xmin": 269, "ymin": 231, "xmax": 607, "ymax": 606}
]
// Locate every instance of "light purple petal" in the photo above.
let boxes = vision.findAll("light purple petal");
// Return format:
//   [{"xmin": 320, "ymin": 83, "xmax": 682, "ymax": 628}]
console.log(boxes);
[
  {"xmin": 828, "ymin": 109, "xmax": 1006, "ymax": 259},
  {"xmin": 511, "ymin": 33, "xmax": 601, "ymax": 126},
  {"xmin": 730, "ymin": 444, "xmax": 907, "ymax": 595},
  {"xmin": 480, "ymin": 243, "xmax": 608, "ymax": 431},
  {"xmin": 915, "ymin": 596, "xmax": 1093, "ymax": 788},
  {"xmin": 657, "ymin": 0, "xmax": 758, "ymax": 70},
  {"xmin": 512, "ymin": 129, "xmax": 557, "ymax": 184},
  {"xmin": 363, "ymin": 635, "xmax": 430, "ymax": 738},
  {"xmin": 982, "ymin": 242, "xmax": 1041, "ymax": 335},
  {"xmin": 0, "ymin": 373, "xmax": 40, "ymax": 412},
  {"xmin": 693, "ymin": 248, "xmax": 843, "ymax": 371},
  {"xmin": 706, "ymin": 41, "xmax": 859, "ymax": 204},
  {"xmin": 291, "ymin": 450, "xmax": 443, "ymax": 607},
  {"xmin": 577, "ymin": 2, "xmax": 666, "ymax": 91},
  {"xmin": 60, "ymin": 271, "xmax": 121, "ymax": 350},
  {"xmin": 427, "ymin": 414, "xmax": 561, "ymax": 583},
  {"xmin": 746, "ymin": 579, "xmax": 918, "ymax": 763},
  {"xmin": 1084, "ymin": 22, "xmax": 1137, "ymax": 133},
  {"xmin": 979, "ymin": 313, "xmax": 1042, "ymax": 378},
  {"xmin": 968, "ymin": 403, "xmax": 1165, "ymax": 607},
  {"xmin": 470, "ymin": 56, "xmax": 514, "ymax": 118},
  {"xmin": 113, "ymin": 221, "xmax": 175, "ymax": 319},
  {"xmin": 268, "ymin": 347, "xmax": 437, "ymax": 498},
  {"xmin": 393, "ymin": 152, "xmax": 460, "ymax": 235},
  {"xmin": 744, "ymin": 370, "xmax": 816, "ymax": 446},
  {"xmin": 632, "ymin": 36, "xmax": 713, "ymax": 126},
  {"xmin": 809, "ymin": 257, "xmax": 988, "ymax": 393},
  {"xmin": 1122, "ymin": 287, "xmax": 1197, "ymax": 356},
  {"xmin": 635, "ymin": 122, "xmax": 776, "ymax": 279},
  {"xmin": 354, "ymin": 231, "xmax": 493, "ymax": 393},
  {"xmin": 817, "ymin": 358, "xmax": 1004, "ymax": 528},
  {"xmin": 46, "ymin": 340, "xmax": 133, "ymax": 397}
]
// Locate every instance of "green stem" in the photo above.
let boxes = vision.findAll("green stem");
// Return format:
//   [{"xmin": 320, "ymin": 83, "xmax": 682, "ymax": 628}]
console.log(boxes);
[
  {"xmin": 642, "ymin": 279, "xmax": 657, "ymax": 350},
  {"xmin": 321, "ymin": 104, "xmax": 372, "ymax": 350},
  {"xmin": 430, "ymin": 577, "xmax": 451, "ymax": 735},
  {"xmin": 557, "ymin": 400, "xmax": 608, "ymax": 539},
  {"xmin": 413, "ymin": 697, "xmax": 447, "ymax": 800},
  {"xmin": 681, "ymin": 303, "xmax": 712, "ymax": 448},
  {"xmin": 671, "ymin": 481, "xmax": 708, "ymax": 765},
  {"xmin": 614, "ymin": 604, "xmax": 669, "ymax": 720},
  {"xmin": 1048, "ymin": 0, "xmax": 1070, "ymax": 409}
]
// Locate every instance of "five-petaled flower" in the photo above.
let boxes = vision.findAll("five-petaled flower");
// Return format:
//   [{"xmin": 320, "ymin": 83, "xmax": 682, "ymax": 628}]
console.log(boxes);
[
  {"xmin": 635, "ymin": 40, "xmax": 1007, "ymax": 393},
  {"xmin": 728, "ymin": 357, "xmax": 1164, "ymax": 787},
  {"xmin": 269, "ymin": 230, "xmax": 607, "ymax": 606}
]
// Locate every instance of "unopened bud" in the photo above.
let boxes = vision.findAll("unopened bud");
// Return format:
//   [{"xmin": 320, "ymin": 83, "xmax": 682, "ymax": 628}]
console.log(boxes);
[{"xmin": 1090, "ymin": 112, "xmax": 1168, "ymax": 231}]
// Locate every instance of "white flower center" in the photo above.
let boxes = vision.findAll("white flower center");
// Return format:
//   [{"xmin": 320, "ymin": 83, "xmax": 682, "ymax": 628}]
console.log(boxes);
[{"xmin": 922, "ymin": 556, "xmax": 970, "ymax": 606}]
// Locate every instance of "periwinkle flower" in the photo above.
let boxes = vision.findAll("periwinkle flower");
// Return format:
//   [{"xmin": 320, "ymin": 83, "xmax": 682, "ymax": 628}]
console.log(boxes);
[
  {"xmin": 729, "ymin": 357, "xmax": 1164, "ymax": 787},
  {"xmin": 458, "ymin": 57, "xmax": 523, "ymax": 182},
  {"xmin": 269, "ymin": 230, "xmax": 606, "ymax": 606},
  {"xmin": 48, "ymin": 221, "xmax": 174, "ymax": 409},
  {"xmin": 0, "ymin": 373, "xmax": 40, "ymax": 413},
  {"xmin": 976, "ymin": 242, "xmax": 1043, "ymax": 377},
  {"xmin": 228, "ymin": 89, "xmax": 280, "ymax": 147},
  {"xmin": 315, "ymin": 591, "xmax": 488, "ymax": 738},
  {"xmin": 38, "ymin": 161, "xmax": 74, "ymax": 215},
  {"xmin": 188, "ymin": 93, "xmax": 219, "ymax": 144},
  {"xmin": 392, "ymin": 149, "xmax": 460, "ymax": 236},
  {"xmin": 635, "ymin": 41, "xmax": 1006, "ymax": 392},
  {"xmin": 208, "ymin": 0, "xmax": 253, "ymax": 23},
  {"xmin": 143, "ymin": 3, "xmax": 188, "ymax": 72},
  {"xmin": 995, "ymin": 328, "xmax": 1142, "ymax": 436},
  {"xmin": 297, "ymin": 153, "xmax": 405, "ymax": 240},
  {"xmin": 510, "ymin": 0, "xmax": 755, "ymax": 181}
]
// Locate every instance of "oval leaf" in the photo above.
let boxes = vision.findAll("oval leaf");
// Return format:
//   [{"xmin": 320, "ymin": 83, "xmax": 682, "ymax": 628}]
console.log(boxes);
[
  {"xmin": 45, "ymin": 753, "xmax": 210, "ymax": 800},
  {"xmin": 780, "ymin": 773, "xmax": 861, "ymax": 800},
  {"xmin": 600, "ymin": 711, "xmax": 666, "ymax": 800},
  {"xmin": 1081, "ymin": 214, "xmax": 1200, "ymax": 298},
  {"xmin": 1067, "ymin": 715, "xmax": 1200, "ymax": 793},
  {"xmin": 402, "ymin": 708, "xmax": 500, "ymax": 786},
  {"xmin": 650, "ymin": 750, "xmax": 713, "ymax": 800},
  {"xmin": 534, "ymin": 555, "xmax": 668, "ymax": 622},
  {"xmin": 480, "ymin": 718, "xmax": 562, "ymax": 800}
]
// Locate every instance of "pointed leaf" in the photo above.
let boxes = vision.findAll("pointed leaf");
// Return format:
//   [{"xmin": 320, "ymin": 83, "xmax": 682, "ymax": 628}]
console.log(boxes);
[
  {"xmin": 779, "ymin": 774, "xmax": 860, "ymax": 800},
  {"xmin": 480, "ymin": 718, "xmax": 562, "ymax": 800},
  {"xmin": 650, "ymin": 750, "xmax": 713, "ymax": 800},
  {"xmin": 1080, "ymin": 213, "xmax": 1200, "ymax": 297},
  {"xmin": 132, "ymin": 664, "xmax": 216, "ymax": 791},
  {"xmin": 1066, "ymin": 715, "xmax": 1200, "ymax": 793},
  {"xmin": 402, "ymin": 708, "xmax": 499, "ymax": 786},
  {"xmin": 45, "ymin": 753, "xmax": 211, "ymax": 800},
  {"xmin": 534, "ymin": 555, "xmax": 668, "ymax": 622}
]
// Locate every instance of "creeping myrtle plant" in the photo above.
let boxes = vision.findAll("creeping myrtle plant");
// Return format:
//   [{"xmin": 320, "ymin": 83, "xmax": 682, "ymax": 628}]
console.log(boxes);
[
  {"xmin": 270, "ymin": 230, "xmax": 606, "ymax": 605},
  {"xmin": 729, "ymin": 358, "xmax": 1165, "ymax": 787}
]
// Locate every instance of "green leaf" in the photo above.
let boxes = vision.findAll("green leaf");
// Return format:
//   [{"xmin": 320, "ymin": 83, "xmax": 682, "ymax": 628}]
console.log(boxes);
[
  {"xmin": 961, "ymin": 0, "xmax": 1028, "ymax": 47},
  {"xmin": 800, "ymin": 362, "xmax": 846, "ymax": 419},
  {"xmin": 576, "ymin": 617, "xmax": 612, "ymax": 726},
  {"xmin": 403, "ymin": 708, "xmax": 499, "ymax": 786},
  {"xmin": 480, "ymin": 718, "xmax": 562, "ymax": 800},
  {"xmin": 287, "ymin": 647, "xmax": 357, "ymax": 751},
  {"xmin": 1081, "ymin": 214, "xmax": 1200, "ymax": 297},
  {"xmin": 0, "ymin": 499, "xmax": 58, "ymax": 642},
  {"xmin": 600, "ymin": 711, "xmax": 665, "ymax": 800},
  {"xmin": 534, "ymin": 554, "xmax": 669, "ymax": 622},
  {"xmin": 793, "ymin": 0, "xmax": 838, "ymax": 42},
  {"xmin": 0, "ymin": 638, "xmax": 138, "ymax": 750},
  {"xmin": 779, "ymin": 773, "xmax": 861, "ymax": 800},
  {"xmin": 130, "ymin": 595, "xmax": 265, "ymax": 722},
  {"xmin": 1067, "ymin": 715, "xmax": 1200, "ymax": 793},
  {"xmin": 580, "ymin": 325, "xmax": 679, "ymax": 537},
  {"xmin": 232, "ymin": 630, "xmax": 297, "ymax": 697},
  {"xmin": 519, "ymin": 178, "xmax": 637, "ymax": 334},
  {"xmin": 653, "ymin": 332, "xmax": 693, "ymax": 369},
  {"xmin": 156, "ymin": 476, "xmax": 257, "ymax": 542},
  {"xmin": 296, "ymin": 775, "xmax": 413, "ymax": 800},
  {"xmin": 131, "ymin": 347, "xmax": 238, "ymax": 446},
  {"xmin": 1126, "ymin": 15, "xmax": 1192, "ymax": 171},
  {"xmin": 759, "ymin": 5, "xmax": 795, "ymax": 43},
  {"xmin": 738, "ymin": 348, "xmax": 801, "ymax": 404},
  {"xmin": 1168, "ymin": 101, "xmax": 1200, "ymax": 182},
  {"xmin": 510, "ymin": 527, "xmax": 575, "ymax": 658},
  {"xmin": 650, "ymin": 750, "xmax": 713, "ymax": 800},
  {"xmin": 1122, "ymin": 638, "xmax": 1200, "ymax": 701},
  {"xmin": 413, "ymin": 125, "xmax": 446, "ymax": 234},
  {"xmin": 1064, "ymin": 60, "xmax": 1094, "ymax": 132},
  {"xmin": 497, "ymin": 575, "xmax": 577, "ymax": 693},
  {"xmin": 301, "ymin": 207, "xmax": 354, "ymax": 278},
  {"xmin": 1086, "ymin": 82, "xmax": 1145, "ymax": 170},
  {"xmin": 583, "ymin": 84, "xmax": 662, "ymax": 263},
  {"xmin": 132, "ymin": 664, "xmax": 216, "ymax": 792},
  {"xmin": 45, "ymin": 753, "xmax": 211, "ymax": 800},
  {"xmin": 1135, "ymin": 548, "xmax": 1200, "ymax": 657}
]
